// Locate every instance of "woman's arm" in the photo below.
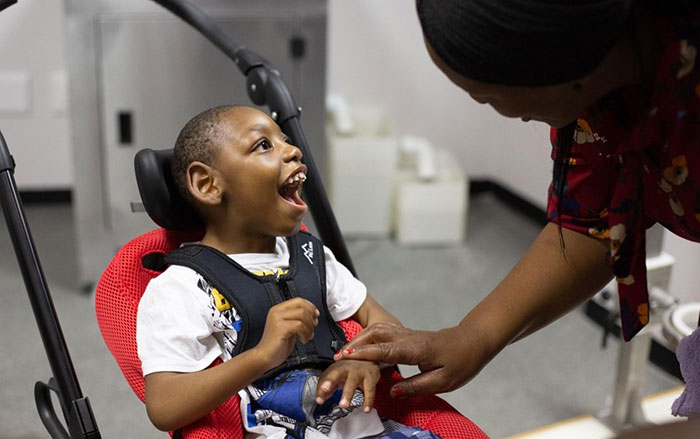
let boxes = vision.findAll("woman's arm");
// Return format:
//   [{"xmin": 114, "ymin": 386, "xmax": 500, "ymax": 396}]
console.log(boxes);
[
  {"xmin": 336, "ymin": 222, "xmax": 613, "ymax": 396},
  {"xmin": 468, "ymin": 221, "xmax": 612, "ymax": 347}
]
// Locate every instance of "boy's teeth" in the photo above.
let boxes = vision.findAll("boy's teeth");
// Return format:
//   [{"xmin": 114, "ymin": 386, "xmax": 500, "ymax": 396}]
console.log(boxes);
[{"xmin": 287, "ymin": 172, "xmax": 307, "ymax": 185}]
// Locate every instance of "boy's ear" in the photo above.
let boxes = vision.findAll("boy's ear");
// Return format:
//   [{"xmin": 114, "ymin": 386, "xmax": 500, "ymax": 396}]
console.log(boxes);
[{"xmin": 186, "ymin": 161, "xmax": 223, "ymax": 207}]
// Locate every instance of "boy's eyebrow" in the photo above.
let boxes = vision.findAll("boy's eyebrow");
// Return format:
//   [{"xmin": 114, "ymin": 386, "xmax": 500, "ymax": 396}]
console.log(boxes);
[
  {"xmin": 246, "ymin": 123, "xmax": 285, "ymax": 138},
  {"xmin": 246, "ymin": 124, "xmax": 268, "ymax": 134}
]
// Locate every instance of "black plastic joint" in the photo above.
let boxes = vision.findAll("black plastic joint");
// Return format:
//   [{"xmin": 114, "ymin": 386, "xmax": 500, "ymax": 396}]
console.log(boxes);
[
  {"xmin": 264, "ymin": 73, "xmax": 300, "ymax": 125},
  {"xmin": 233, "ymin": 48, "xmax": 270, "ymax": 75},
  {"xmin": 246, "ymin": 68, "xmax": 269, "ymax": 106},
  {"xmin": 0, "ymin": 130, "xmax": 15, "ymax": 173}
]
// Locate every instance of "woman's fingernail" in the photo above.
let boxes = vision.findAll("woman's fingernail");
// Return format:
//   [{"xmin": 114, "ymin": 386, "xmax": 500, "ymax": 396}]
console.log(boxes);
[
  {"xmin": 340, "ymin": 398, "xmax": 348, "ymax": 407},
  {"xmin": 364, "ymin": 406, "xmax": 371, "ymax": 413},
  {"xmin": 334, "ymin": 350, "xmax": 342, "ymax": 357},
  {"xmin": 316, "ymin": 396, "xmax": 324, "ymax": 405},
  {"xmin": 344, "ymin": 348, "xmax": 354, "ymax": 355},
  {"xmin": 391, "ymin": 388, "xmax": 405, "ymax": 398}
]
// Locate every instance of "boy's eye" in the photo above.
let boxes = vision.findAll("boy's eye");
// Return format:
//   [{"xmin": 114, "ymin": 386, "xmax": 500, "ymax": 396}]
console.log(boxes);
[{"xmin": 253, "ymin": 140, "xmax": 272, "ymax": 152}]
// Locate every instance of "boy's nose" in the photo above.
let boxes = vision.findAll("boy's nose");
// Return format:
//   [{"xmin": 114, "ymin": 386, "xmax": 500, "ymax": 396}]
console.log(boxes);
[{"xmin": 283, "ymin": 143, "xmax": 303, "ymax": 162}]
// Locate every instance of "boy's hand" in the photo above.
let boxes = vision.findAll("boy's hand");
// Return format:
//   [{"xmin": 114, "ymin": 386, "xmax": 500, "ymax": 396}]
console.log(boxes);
[
  {"xmin": 315, "ymin": 360, "xmax": 380, "ymax": 413},
  {"xmin": 255, "ymin": 298, "xmax": 320, "ymax": 370}
]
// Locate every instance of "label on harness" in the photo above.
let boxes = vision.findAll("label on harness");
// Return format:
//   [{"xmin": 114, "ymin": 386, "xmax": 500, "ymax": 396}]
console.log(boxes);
[{"xmin": 302, "ymin": 241, "xmax": 314, "ymax": 264}]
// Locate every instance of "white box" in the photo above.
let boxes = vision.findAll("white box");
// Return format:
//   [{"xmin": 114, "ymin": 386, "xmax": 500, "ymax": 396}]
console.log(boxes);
[
  {"xmin": 395, "ymin": 150, "xmax": 468, "ymax": 246},
  {"xmin": 328, "ymin": 136, "xmax": 398, "ymax": 236}
]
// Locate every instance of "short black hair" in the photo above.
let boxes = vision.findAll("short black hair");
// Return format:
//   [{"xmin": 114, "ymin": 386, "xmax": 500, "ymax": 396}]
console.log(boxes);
[{"xmin": 171, "ymin": 105, "xmax": 238, "ymax": 208}]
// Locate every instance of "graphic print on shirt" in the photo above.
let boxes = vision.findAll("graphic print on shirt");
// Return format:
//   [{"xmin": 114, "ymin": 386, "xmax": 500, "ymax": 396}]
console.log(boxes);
[
  {"xmin": 196, "ymin": 276, "xmax": 241, "ymax": 357},
  {"xmin": 195, "ymin": 265, "xmax": 292, "ymax": 358}
]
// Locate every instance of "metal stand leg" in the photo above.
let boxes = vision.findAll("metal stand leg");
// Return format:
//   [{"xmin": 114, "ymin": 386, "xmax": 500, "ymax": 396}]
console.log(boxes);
[
  {"xmin": 601, "ymin": 328, "xmax": 652, "ymax": 430},
  {"xmin": 595, "ymin": 226, "xmax": 678, "ymax": 432}
]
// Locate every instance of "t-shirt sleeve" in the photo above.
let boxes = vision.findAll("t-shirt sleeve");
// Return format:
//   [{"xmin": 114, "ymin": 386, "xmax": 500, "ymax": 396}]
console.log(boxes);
[
  {"xmin": 546, "ymin": 124, "xmax": 615, "ymax": 240},
  {"xmin": 136, "ymin": 267, "xmax": 224, "ymax": 376},
  {"xmin": 323, "ymin": 245, "xmax": 367, "ymax": 321}
]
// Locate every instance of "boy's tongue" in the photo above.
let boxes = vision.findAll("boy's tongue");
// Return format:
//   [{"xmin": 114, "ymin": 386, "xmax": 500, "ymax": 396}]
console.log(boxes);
[{"xmin": 280, "ymin": 182, "xmax": 306, "ymax": 207}]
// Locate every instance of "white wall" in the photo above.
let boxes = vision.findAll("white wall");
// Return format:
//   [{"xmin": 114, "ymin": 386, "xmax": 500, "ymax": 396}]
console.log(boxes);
[
  {"xmin": 0, "ymin": 0, "xmax": 73, "ymax": 189},
  {"xmin": 326, "ymin": 0, "xmax": 553, "ymax": 207},
  {"xmin": 664, "ymin": 232, "xmax": 700, "ymax": 302}
]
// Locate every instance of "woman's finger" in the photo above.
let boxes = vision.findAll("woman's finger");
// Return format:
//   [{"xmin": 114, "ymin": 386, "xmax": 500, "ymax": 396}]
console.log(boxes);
[
  {"xmin": 339, "ymin": 336, "xmax": 430, "ymax": 366},
  {"xmin": 334, "ymin": 323, "xmax": 406, "ymax": 360},
  {"xmin": 389, "ymin": 367, "xmax": 452, "ymax": 398}
]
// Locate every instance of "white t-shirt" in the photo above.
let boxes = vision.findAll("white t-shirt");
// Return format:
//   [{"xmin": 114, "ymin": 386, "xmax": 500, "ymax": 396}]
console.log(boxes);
[{"xmin": 136, "ymin": 236, "xmax": 368, "ymax": 377}]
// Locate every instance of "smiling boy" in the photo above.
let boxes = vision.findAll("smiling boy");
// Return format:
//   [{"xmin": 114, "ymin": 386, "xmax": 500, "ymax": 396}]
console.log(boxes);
[{"xmin": 135, "ymin": 106, "xmax": 433, "ymax": 439}]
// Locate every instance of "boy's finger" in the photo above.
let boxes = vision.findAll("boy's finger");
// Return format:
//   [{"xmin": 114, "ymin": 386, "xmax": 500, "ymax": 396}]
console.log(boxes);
[
  {"xmin": 362, "ymin": 374, "xmax": 376, "ymax": 413},
  {"xmin": 339, "ymin": 374, "xmax": 360, "ymax": 409},
  {"xmin": 290, "ymin": 297, "xmax": 320, "ymax": 317},
  {"xmin": 315, "ymin": 369, "xmax": 343, "ymax": 403},
  {"xmin": 314, "ymin": 379, "xmax": 333, "ymax": 404},
  {"xmin": 288, "ymin": 320, "xmax": 314, "ymax": 343},
  {"xmin": 280, "ymin": 306, "xmax": 319, "ymax": 325}
]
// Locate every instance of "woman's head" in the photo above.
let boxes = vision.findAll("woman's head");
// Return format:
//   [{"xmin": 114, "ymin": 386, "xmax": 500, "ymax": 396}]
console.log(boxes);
[{"xmin": 417, "ymin": 0, "xmax": 633, "ymax": 126}]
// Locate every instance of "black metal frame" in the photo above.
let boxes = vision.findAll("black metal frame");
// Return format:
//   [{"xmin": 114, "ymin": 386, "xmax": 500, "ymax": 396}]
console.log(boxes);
[{"xmin": 0, "ymin": 129, "xmax": 101, "ymax": 438}]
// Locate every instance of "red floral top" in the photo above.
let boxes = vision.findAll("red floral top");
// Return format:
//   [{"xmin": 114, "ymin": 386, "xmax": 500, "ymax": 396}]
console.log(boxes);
[{"xmin": 547, "ymin": 17, "xmax": 700, "ymax": 341}]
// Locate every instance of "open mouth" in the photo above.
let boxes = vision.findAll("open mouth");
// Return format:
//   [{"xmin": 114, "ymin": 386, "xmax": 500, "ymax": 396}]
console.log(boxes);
[{"xmin": 279, "ymin": 167, "xmax": 307, "ymax": 209}]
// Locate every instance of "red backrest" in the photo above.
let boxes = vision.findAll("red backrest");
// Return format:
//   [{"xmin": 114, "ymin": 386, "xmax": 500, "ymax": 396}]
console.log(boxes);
[{"xmin": 95, "ymin": 228, "xmax": 488, "ymax": 439}]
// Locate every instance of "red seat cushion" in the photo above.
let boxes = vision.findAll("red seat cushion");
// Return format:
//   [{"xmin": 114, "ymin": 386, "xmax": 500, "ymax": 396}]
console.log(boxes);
[{"xmin": 95, "ymin": 228, "xmax": 488, "ymax": 439}]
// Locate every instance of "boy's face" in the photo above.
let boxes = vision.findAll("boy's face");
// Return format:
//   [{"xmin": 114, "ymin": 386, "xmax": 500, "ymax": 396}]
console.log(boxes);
[{"xmin": 212, "ymin": 107, "xmax": 308, "ymax": 237}]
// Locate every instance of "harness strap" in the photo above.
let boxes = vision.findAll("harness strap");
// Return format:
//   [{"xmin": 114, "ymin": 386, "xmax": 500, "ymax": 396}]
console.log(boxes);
[{"xmin": 164, "ymin": 232, "xmax": 346, "ymax": 377}]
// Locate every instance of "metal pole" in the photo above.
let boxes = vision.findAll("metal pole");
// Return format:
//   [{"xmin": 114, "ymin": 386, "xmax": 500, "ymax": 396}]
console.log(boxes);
[{"xmin": 0, "ymin": 131, "xmax": 99, "ymax": 438}]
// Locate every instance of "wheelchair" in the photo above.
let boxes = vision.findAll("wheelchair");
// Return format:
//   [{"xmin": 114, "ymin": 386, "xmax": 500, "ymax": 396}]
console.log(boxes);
[{"xmin": 94, "ymin": 147, "xmax": 488, "ymax": 439}]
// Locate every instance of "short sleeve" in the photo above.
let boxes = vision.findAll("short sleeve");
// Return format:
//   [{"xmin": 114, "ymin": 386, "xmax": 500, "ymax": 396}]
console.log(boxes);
[
  {"xmin": 136, "ymin": 266, "xmax": 224, "ymax": 376},
  {"xmin": 323, "ymin": 246, "xmax": 367, "ymax": 321},
  {"xmin": 546, "ymin": 122, "xmax": 618, "ymax": 240}
]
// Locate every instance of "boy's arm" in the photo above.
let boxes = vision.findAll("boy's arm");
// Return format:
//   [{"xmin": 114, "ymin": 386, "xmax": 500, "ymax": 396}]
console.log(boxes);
[
  {"xmin": 145, "ymin": 297, "xmax": 319, "ymax": 432},
  {"xmin": 351, "ymin": 294, "xmax": 402, "ymax": 328},
  {"xmin": 145, "ymin": 348, "xmax": 269, "ymax": 431}
]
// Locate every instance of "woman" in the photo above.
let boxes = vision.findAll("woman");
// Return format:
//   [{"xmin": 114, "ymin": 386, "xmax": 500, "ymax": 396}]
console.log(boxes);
[{"xmin": 335, "ymin": 0, "xmax": 700, "ymax": 401}]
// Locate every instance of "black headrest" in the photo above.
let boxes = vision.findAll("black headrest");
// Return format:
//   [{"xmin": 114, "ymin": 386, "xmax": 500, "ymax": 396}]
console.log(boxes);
[{"xmin": 134, "ymin": 148, "xmax": 203, "ymax": 230}]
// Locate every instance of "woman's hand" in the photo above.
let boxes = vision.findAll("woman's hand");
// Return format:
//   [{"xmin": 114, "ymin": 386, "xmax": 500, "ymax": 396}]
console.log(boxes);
[
  {"xmin": 335, "ymin": 223, "xmax": 613, "ymax": 398},
  {"xmin": 334, "ymin": 323, "xmax": 493, "ymax": 397},
  {"xmin": 315, "ymin": 359, "xmax": 381, "ymax": 412}
]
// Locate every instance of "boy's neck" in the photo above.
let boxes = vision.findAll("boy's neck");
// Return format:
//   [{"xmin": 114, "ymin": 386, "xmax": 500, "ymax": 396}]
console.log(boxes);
[{"xmin": 200, "ymin": 225, "xmax": 278, "ymax": 255}]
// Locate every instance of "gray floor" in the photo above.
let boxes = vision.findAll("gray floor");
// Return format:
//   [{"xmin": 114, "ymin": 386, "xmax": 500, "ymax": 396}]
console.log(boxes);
[{"xmin": 0, "ymin": 194, "xmax": 681, "ymax": 439}]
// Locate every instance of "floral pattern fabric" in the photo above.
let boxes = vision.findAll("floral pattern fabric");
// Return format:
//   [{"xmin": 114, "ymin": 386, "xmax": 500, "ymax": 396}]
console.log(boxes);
[{"xmin": 547, "ymin": 16, "xmax": 700, "ymax": 341}]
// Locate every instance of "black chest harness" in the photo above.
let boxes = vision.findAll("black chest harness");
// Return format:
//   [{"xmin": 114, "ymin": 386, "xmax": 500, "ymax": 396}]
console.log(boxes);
[{"xmin": 165, "ymin": 231, "xmax": 347, "ymax": 378}]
